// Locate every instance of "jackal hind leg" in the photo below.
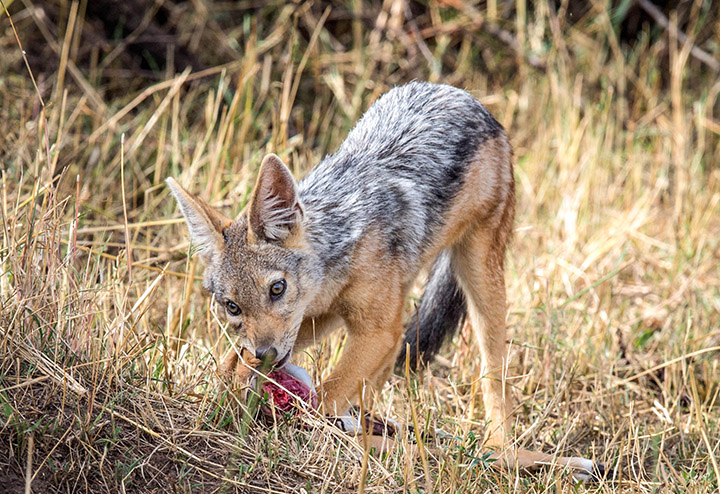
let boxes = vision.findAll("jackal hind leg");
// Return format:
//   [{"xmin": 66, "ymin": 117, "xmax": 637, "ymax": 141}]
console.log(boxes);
[
  {"xmin": 452, "ymin": 221, "xmax": 602, "ymax": 481},
  {"xmin": 451, "ymin": 223, "xmax": 511, "ymax": 449}
]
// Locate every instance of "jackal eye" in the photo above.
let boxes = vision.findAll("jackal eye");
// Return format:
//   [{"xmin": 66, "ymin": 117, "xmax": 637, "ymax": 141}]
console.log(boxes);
[
  {"xmin": 269, "ymin": 279, "xmax": 286, "ymax": 300},
  {"xmin": 225, "ymin": 300, "xmax": 241, "ymax": 316}
]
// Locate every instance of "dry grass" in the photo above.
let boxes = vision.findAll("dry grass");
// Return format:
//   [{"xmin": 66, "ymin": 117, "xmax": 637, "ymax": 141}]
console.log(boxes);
[{"xmin": 1, "ymin": 1, "xmax": 719, "ymax": 493}]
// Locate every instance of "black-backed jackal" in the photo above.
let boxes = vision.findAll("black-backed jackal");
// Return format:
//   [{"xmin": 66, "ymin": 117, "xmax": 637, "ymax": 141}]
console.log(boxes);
[{"xmin": 168, "ymin": 82, "xmax": 602, "ymax": 480}]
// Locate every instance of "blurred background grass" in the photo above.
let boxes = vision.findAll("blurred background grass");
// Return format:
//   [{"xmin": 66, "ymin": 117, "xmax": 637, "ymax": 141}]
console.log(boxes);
[{"xmin": 1, "ymin": 0, "xmax": 719, "ymax": 492}]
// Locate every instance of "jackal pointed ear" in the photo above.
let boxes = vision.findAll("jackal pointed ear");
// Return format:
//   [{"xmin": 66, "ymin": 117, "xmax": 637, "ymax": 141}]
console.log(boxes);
[
  {"xmin": 247, "ymin": 154, "xmax": 303, "ymax": 243},
  {"xmin": 166, "ymin": 177, "xmax": 231, "ymax": 259}
]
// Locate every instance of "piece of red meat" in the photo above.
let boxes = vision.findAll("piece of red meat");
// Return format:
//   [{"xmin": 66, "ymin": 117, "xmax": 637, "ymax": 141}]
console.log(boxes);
[{"xmin": 260, "ymin": 368, "xmax": 318, "ymax": 415}]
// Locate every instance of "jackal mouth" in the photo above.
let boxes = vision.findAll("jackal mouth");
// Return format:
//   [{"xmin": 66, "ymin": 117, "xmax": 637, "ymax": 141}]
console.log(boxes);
[{"xmin": 275, "ymin": 350, "xmax": 291, "ymax": 369}]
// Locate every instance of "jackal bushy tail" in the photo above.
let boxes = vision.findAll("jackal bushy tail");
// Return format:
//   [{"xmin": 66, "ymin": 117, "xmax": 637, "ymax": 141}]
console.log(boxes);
[{"xmin": 396, "ymin": 250, "xmax": 466, "ymax": 370}]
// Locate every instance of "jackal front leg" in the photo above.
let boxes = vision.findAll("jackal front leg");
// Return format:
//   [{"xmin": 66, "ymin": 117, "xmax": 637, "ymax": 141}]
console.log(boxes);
[{"xmin": 320, "ymin": 301, "xmax": 404, "ymax": 418}]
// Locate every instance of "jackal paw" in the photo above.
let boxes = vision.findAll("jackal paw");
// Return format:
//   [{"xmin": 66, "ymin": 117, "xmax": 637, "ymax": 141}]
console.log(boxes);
[
  {"xmin": 328, "ymin": 408, "xmax": 400, "ymax": 437},
  {"xmin": 329, "ymin": 414, "xmax": 362, "ymax": 433},
  {"xmin": 570, "ymin": 458, "xmax": 607, "ymax": 482}
]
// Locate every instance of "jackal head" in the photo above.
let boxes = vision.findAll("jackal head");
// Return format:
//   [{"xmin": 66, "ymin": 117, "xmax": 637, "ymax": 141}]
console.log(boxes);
[{"xmin": 167, "ymin": 154, "xmax": 318, "ymax": 366}]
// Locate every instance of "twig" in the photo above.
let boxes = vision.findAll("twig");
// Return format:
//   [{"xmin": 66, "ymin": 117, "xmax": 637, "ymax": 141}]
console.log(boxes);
[
  {"xmin": 88, "ymin": 60, "xmax": 243, "ymax": 141},
  {"xmin": 1, "ymin": 0, "xmax": 44, "ymax": 105},
  {"xmin": 636, "ymin": 0, "xmax": 719, "ymax": 71},
  {"xmin": 30, "ymin": 423, "xmax": 73, "ymax": 484},
  {"xmin": 404, "ymin": 344, "xmax": 432, "ymax": 494},
  {"xmin": 437, "ymin": 0, "xmax": 546, "ymax": 71},
  {"xmin": 120, "ymin": 134, "xmax": 133, "ymax": 282},
  {"xmin": 24, "ymin": 432, "xmax": 33, "ymax": 494},
  {"xmin": 357, "ymin": 380, "xmax": 369, "ymax": 494},
  {"xmin": 58, "ymin": 241, "xmax": 200, "ymax": 280},
  {"xmin": 617, "ymin": 346, "xmax": 720, "ymax": 385},
  {"xmin": 19, "ymin": 0, "xmax": 108, "ymax": 113},
  {"xmin": 0, "ymin": 325, "xmax": 89, "ymax": 397},
  {"xmin": 0, "ymin": 375, "xmax": 50, "ymax": 393},
  {"xmin": 75, "ymin": 218, "xmax": 186, "ymax": 234}
]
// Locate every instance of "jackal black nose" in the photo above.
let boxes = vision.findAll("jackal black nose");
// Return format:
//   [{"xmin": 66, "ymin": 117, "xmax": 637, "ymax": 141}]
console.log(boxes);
[{"xmin": 255, "ymin": 346, "xmax": 278, "ymax": 364}]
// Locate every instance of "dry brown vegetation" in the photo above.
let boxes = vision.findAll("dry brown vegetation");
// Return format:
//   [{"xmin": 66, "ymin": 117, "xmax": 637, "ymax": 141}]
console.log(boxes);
[{"xmin": 1, "ymin": 0, "xmax": 719, "ymax": 492}]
